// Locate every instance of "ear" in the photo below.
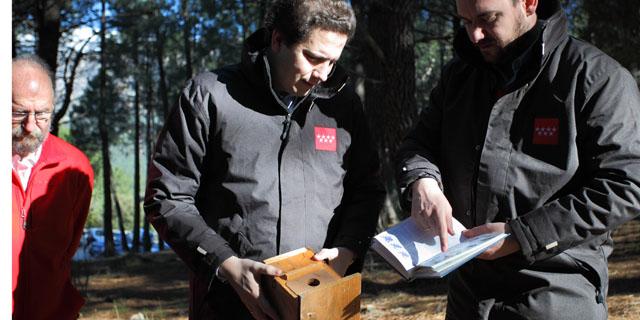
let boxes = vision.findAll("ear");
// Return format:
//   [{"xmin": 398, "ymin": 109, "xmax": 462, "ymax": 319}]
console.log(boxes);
[
  {"xmin": 270, "ymin": 29, "xmax": 284, "ymax": 52},
  {"xmin": 523, "ymin": 0, "xmax": 538, "ymax": 16}
]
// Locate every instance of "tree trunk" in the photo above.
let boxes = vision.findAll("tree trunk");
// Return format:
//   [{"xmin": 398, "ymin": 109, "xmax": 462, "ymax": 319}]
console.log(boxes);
[
  {"xmin": 143, "ymin": 48, "xmax": 154, "ymax": 252},
  {"xmin": 355, "ymin": 0, "xmax": 419, "ymax": 228},
  {"xmin": 158, "ymin": 235, "xmax": 165, "ymax": 250},
  {"xmin": 113, "ymin": 190, "xmax": 130, "ymax": 252},
  {"xmin": 132, "ymin": 43, "xmax": 141, "ymax": 253},
  {"xmin": 99, "ymin": 0, "xmax": 115, "ymax": 257},
  {"xmin": 35, "ymin": 0, "xmax": 63, "ymax": 78},
  {"xmin": 153, "ymin": 28, "xmax": 168, "ymax": 251},
  {"xmin": 181, "ymin": 0, "xmax": 193, "ymax": 79},
  {"xmin": 155, "ymin": 30, "xmax": 170, "ymax": 119}
]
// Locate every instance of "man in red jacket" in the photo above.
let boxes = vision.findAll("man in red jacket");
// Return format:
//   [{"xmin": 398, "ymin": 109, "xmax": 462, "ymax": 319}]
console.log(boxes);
[{"xmin": 12, "ymin": 55, "xmax": 94, "ymax": 319}]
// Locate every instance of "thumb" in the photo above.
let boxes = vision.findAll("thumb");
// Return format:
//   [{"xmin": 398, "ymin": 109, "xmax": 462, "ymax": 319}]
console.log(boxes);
[
  {"xmin": 312, "ymin": 248, "xmax": 339, "ymax": 261},
  {"xmin": 462, "ymin": 225, "xmax": 485, "ymax": 238}
]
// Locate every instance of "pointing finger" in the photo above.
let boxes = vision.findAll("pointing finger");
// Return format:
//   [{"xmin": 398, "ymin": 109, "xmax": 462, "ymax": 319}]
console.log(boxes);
[{"xmin": 439, "ymin": 218, "xmax": 449, "ymax": 252}]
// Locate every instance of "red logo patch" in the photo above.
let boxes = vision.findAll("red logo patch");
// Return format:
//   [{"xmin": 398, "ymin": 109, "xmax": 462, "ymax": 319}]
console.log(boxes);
[
  {"xmin": 532, "ymin": 118, "xmax": 559, "ymax": 145},
  {"xmin": 315, "ymin": 127, "xmax": 337, "ymax": 151}
]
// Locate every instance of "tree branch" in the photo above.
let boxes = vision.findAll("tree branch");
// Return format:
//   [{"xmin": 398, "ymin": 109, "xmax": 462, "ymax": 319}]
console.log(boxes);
[{"xmin": 52, "ymin": 35, "xmax": 94, "ymax": 135}]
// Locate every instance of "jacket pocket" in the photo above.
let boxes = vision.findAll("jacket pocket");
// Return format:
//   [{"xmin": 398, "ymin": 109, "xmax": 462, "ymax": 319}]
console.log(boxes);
[
  {"xmin": 563, "ymin": 250, "xmax": 607, "ymax": 303},
  {"xmin": 217, "ymin": 213, "xmax": 254, "ymax": 257}
]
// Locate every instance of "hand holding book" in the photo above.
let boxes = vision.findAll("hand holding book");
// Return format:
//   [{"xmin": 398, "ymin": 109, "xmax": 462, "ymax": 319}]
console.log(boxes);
[
  {"xmin": 462, "ymin": 222, "xmax": 520, "ymax": 260},
  {"xmin": 371, "ymin": 217, "xmax": 510, "ymax": 280},
  {"xmin": 410, "ymin": 178, "xmax": 455, "ymax": 252}
]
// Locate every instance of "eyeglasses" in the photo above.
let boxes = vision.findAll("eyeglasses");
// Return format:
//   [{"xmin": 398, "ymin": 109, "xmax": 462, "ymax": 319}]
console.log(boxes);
[{"xmin": 12, "ymin": 111, "xmax": 52, "ymax": 124}]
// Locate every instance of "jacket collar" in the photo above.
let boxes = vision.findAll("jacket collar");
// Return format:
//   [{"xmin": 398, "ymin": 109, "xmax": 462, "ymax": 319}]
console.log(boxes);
[
  {"xmin": 35, "ymin": 134, "xmax": 67, "ymax": 168},
  {"xmin": 241, "ymin": 28, "xmax": 349, "ymax": 105}
]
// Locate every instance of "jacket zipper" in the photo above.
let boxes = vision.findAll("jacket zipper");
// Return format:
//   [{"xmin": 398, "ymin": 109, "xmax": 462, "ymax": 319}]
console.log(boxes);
[
  {"xmin": 280, "ymin": 113, "xmax": 292, "ymax": 141},
  {"xmin": 21, "ymin": 208, "xmax": 28, "ymax": 230},
  {"xmin": 470, "ymin": 164, "xmax": 479, "ymax": 223}
]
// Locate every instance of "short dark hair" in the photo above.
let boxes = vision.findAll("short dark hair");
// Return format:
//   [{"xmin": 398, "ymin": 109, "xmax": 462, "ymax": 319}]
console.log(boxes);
[{"xmin": 264, "ymin": 0, "xmax": 356, "ymax": 46}]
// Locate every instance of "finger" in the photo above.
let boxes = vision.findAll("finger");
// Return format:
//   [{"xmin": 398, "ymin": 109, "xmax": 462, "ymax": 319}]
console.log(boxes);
[
  {"xmin": 462, "ymin": 227, "xmax": 477, "ymax": 238},
  {"xmin": 438, "ymin": 217, "xmax": 449, "ymax": 252},
  {"xmin": 446, "ymin": 212, "xmax": 455, "ymax": 236},
  {"xmin": 252, "ymin": 262, "xmax": 283, "ymax": 277},
  {"xmin": 462, "ymin": 225, "xmax": 487, "ymax": 238},
  {"xmin": 313, "ymin": 248, "xmax": 339, "ymax": 261}
]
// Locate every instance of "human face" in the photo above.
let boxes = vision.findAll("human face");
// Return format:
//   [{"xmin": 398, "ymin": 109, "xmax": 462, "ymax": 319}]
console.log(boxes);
[
  {"xmin": 268, "ymin": 28, "xmax": 348, "ymax": 97},
  {"xmin": 456, "ymin": 0, "xmax": 537, "ymax": 63},
  {"xmin": 12, "ymin": 64, "xmax": 53, "ymax": 157}
]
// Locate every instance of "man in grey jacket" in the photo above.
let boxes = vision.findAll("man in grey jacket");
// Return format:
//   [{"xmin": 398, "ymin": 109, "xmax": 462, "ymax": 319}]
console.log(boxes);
[
  {"xmin": 396, "ymin": 0, "xmax": 640, "ymax": 319},
  {"xmin": 145, "ymin": 0, "xmax": 384, "ymax": 319}
]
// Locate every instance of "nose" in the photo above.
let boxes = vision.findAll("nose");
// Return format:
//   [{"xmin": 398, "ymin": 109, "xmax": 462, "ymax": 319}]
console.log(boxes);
[
  {"xmin": 312, "ymin": 62, "xmax": 333, "ymax": 83},
  {"xmin": 22, "ymin": 114, "xmax": 39, "ymax": 134},
  {"xmin": 468, "ymin": 26, "xmax": 485, "ymax": 44}
]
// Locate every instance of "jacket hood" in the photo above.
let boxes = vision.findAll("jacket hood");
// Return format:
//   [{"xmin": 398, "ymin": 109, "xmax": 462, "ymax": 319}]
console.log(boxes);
[
  {"xmin": 453, "ymin": 0, "xmax": 568, "ymax": 68},
  {"xmin": 240, "ymin": 28, "xmax": 350, "ymax": 101}
]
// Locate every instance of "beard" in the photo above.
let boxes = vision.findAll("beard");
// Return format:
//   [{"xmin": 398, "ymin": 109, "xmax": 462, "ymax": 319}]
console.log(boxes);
[
  {"xmin": 12, "ymin": 124, "xmax": 49, "ymax": 157},
  {"xmin": 479, "ymin": 14, "xmax": 531, "ymax": 64}
]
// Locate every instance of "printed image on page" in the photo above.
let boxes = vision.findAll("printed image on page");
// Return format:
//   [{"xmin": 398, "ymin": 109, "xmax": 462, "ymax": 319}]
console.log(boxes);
[{"xmin": 376, "ymin": 217, "xmax": 466, "ymax": 270}]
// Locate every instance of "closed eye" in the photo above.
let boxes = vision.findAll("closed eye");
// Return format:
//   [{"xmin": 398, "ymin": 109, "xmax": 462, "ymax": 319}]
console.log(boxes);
[
  {"xmin": 304, "ymin": 52, "xmax": 324, "ymax": 65},
  {"xmin": 479, "ymin": 12, "xmax": 500, "ymax": 25}
]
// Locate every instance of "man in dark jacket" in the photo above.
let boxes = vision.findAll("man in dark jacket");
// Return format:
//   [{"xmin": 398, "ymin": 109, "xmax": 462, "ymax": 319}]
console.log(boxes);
[
  {"xmin": 144, "ymin": 0, "xmax": 384, "ymax": 319},
  {"xmin": 396, "ymin": 0, "xmax": 640, "ymax": 319}
]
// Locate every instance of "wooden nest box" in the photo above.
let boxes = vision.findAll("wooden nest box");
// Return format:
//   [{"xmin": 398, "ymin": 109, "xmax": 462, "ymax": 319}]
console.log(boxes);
[{"xmin": 263, "ymin": 248, "xmax": 361, "ymax": 320}]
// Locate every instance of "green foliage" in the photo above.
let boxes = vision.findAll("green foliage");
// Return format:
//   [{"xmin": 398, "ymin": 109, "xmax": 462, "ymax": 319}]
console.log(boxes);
[
  {"xmin": 413, "ymin": 0, "xmax": 457, "ymax": 113},
  {"xmin": 86, "ymin": 153, "xmax": 104, "ymax": 228},
  {"xmin": 193, "ymin": 1, "xmax": 263, "ymax": 69},
  {"xmin": 69, "ymin": 68, "xmax": 131, "ymax": 155},
  {"xmin": 85, "ymin": 151, "xmax": 136, "ymax": 229},
  {"xmin": 56, "ymin": 124, "xmax": 72, "ymax": 141}
]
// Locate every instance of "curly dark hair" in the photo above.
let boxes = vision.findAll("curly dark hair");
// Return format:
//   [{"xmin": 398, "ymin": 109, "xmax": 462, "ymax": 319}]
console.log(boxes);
[{"xmin": 264, "ymin": 0, "xmax": 356, "ymax": 46}]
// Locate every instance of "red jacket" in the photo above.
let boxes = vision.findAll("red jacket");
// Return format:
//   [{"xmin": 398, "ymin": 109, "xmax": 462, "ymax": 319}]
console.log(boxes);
[{"xmin": 12, "ymin": 134, "xmax": 94, "ymax": 320}]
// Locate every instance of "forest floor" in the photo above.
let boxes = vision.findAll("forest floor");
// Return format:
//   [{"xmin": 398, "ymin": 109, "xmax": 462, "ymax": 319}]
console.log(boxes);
[{"xmin": 75, "ymin": 219, "xmax": 640, "ymax": 320}]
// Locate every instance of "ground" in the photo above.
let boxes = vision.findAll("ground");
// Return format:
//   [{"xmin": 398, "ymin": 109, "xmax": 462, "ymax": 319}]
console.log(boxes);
[{"xmin": 75, "ymin": 220, "xmax": 640, "ymax": 319}]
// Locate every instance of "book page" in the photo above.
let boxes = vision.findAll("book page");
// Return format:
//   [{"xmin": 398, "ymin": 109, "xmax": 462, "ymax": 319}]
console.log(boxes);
[
  {"xmin": 419, "ymin": 232, "xmax": 508, "ymax": 270},
  {"xmin": 373, "ymin": 217, "xmax": 466, "ymax": 271}
]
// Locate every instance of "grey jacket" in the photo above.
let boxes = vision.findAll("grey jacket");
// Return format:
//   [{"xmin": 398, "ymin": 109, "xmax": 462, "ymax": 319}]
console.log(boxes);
[
  {"xmin": 396, "ymin": 1, "xmax": 640, "ymax": 318},
  {"xmin": 145, "ymin": 29, "xmax": 384, "ymax": 318}
]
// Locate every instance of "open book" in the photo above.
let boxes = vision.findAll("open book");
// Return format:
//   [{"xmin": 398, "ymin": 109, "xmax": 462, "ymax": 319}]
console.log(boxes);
[{"xmin": 371, "ymin": 217, "xmax": 509, "ymax": 280}]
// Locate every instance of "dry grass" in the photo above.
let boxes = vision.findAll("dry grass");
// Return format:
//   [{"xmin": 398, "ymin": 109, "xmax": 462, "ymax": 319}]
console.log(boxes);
[{"xmin": 76, "ymin": 220, "xmax": 640, "ymax": 319}]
